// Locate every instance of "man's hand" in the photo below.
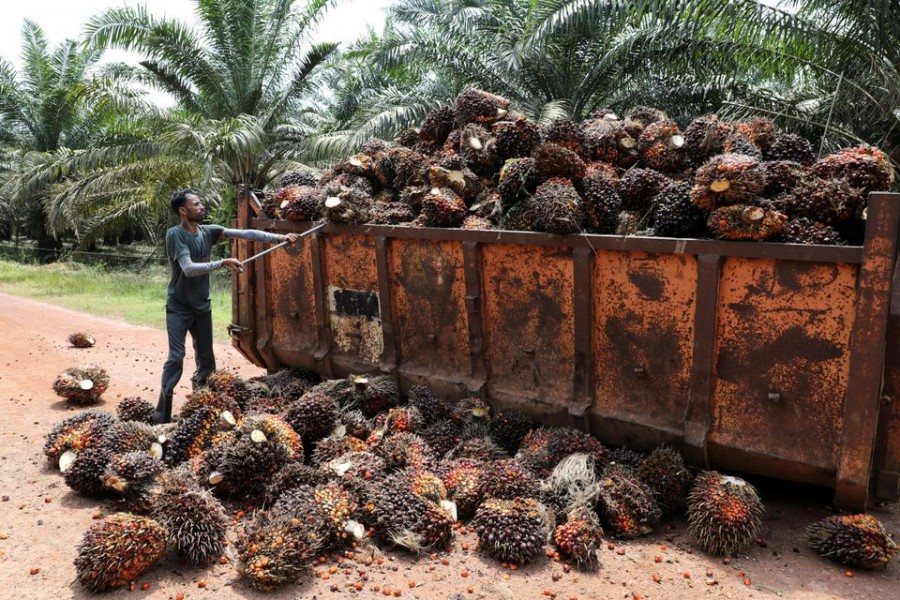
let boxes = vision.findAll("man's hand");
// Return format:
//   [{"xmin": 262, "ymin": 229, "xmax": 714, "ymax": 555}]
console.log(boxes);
[
  {"xmin": 221, "ymin": 258, "xmax": 244, "ymax": 273},
  {"xmin": 282, "ymin": 233, "xmax": 300, "ymax": 244}
]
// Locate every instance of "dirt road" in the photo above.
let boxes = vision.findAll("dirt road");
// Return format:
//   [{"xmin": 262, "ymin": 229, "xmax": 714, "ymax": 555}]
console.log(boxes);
[{"xmin": 0, "ymin": 292, "xmax": 897, "ymax": 599}]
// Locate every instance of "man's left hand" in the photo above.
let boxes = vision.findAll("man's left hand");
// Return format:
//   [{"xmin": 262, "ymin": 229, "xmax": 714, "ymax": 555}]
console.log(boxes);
[{"xmin": 282, "ymin": 233, "xmax": 300, "ymax": 244}]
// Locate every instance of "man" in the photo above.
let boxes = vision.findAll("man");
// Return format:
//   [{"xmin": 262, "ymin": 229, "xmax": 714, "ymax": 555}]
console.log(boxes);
[{"xmin": 154, "ymin": 188, "xmax": 298, "ymax": 424}]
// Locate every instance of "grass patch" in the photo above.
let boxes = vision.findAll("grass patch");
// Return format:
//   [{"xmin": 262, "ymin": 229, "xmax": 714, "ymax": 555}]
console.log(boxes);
[{"xmin": 0, "ymin": 259, "xmax": 233, "ymax": 343}]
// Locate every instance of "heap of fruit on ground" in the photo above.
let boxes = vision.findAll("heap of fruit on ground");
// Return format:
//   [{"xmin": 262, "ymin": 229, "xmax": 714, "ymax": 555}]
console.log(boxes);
[
  {"xmin": 44, "ymin": 367, "xmax": 897, "ymax": 592},
  {"xmin": 262, "ymin": 89, "xmax": 895, "ymax": 245}
]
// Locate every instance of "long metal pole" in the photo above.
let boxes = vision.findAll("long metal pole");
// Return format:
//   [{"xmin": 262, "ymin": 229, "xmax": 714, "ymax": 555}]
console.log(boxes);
[{"xmin": 239, "ymin": 222, "xmax": 327, "ymax": 265}]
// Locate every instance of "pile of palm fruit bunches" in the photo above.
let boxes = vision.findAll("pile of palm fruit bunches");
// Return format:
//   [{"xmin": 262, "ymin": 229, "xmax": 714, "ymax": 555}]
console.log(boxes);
[
  {"xmin": 264, "ymin": 88, "xmax": 895, "ymax": 245},
  {"xmin": 46, "ymin": 367, "xmax": 896, "ymax": 592}
]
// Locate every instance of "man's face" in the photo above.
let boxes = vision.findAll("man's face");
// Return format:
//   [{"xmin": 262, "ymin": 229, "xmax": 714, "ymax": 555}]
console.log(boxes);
[{"xmin": 181, "ymin": 195, "xmax": 206, "ymax": 223}]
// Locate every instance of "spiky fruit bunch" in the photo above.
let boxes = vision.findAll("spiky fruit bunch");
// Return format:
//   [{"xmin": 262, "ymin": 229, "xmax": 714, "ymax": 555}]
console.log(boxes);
[
  {"xmin": 780, "ymin": 218, "xmax": 842, "ymax": 245},
  {"xmin": 335, "ymin": 153, "xmax": 377, "ymax": 179},
  {"xmin": 724, "ymin": 135, "xmax": 762, "ymax": 159},
  {"xmin": 68, "ymin": 331, "xmax": 95, "ymax": 348},
  {"xmin": 778, "ymin": 177, "xmax": 864, "ymax": 225},
  {"xmin": 369, "ymin": 201, "xmax": 416, "ymax": 225},
  {"xmin": 636, "ymin": 446, "xmax": 694, "ymax": 515},
  {"xmin": 533, "ymin": 143, "xmax": 587, "ymax": 182},
  {"xmin": 707, "ymin": 204, "xmax": 787, "ymax": 241},
  {"xmin": 407, "ymin": 384, "xmax": 449, "ymax": 425},
  {"xmin": 262, "ymin": 463, "xmax": 327, "ymax": 507},
  {"xmin": 691, "ymin": 154, "xmax": 765, "ymax": 211},
  {"xmin": 581, "ymin": 117, "xmax": 638, "ymax": 167},
  {"xmin": 806, "ymin": 514, "xmax": 897, "ymax": 569},
  {"xmin": 44, "ymin": 410, "xmax": 116, "ymax": 464},
  {"xmin": 597, "ymin": 464, "xmax": 661, "ymax": 539},
  {"xmin": 451, "ymin": 396, "xmax": 491, "ymax": 424},
  {"xmin": 74, "ymin": 514, "xmax": 167, "ymax": 592},
  {"xmin": 458, "ymin": 123, "xmax": 500, "ymax": 176},
  {"xmin": 736, "ymin": 118, "xmax": 777, "ymax": 152},
  {"xmin": 204, "ymin": 369, "xmax": 254, "ymax": 410},
  {"xmin": 284, "ymin": 391, "xmax": 340, "ymax": 444},
  {"xmin": 322, "ymin": 451, "xmax": 386, "ymax": 487},
  {"xmin": 498, "ymin": 158, "xmax": 539, "ymax": 208},
  {"xmin": 354, "ymin": 375, "xmax": 400, "ymax": 417},
  {"xmin": 180, "ymin": 387, "xmax": 243, "ymax": 423},
  {"xmin": 478, "ymin": 459, "xmax": 539, "ymax": 500},
  {"xmin": 455, "ymin": 88, "xmax": 509, "ymax": 126},
  {"xmin": 542, "ymin": 119, "xmax": 585, "ymax": 156},
  {"xmin": 381, "ymin": 406, "xmax": 425, "ymax": 434},
  {"xmin": 639, "ymin": 121, "xmax": 686, "ymax": 172},
  {"xmin": 617, "ymin": 168, "xmax": 672, "ymax": 213},
  {"xmin": 811, "ymin": 146, "xmax": 895, "ymax": 195},
  {"xmin": 100, "ymin": 420, "xmax": 160, "ymax": 455},
  {"xmin": 103, "ymin": 451, "xmax": 164, "ymax": 496},
  {"xmin": 395, "ymin": 127, "xmax": 420, "ymax": 148},
  {"xmin": 488, "ymin": 409, "xmax": 534, "ymax": 454},
  {"xmin": 400, "ymin": 468, "xmax": 448, "ymax": 504},
  {"xmin": 502, "ymin": 196, "xmax": 538, "ymax": 230},
  {"xmin": 760, "ymin": 160, "xmax": 805, "ymax": 197},
  {"xmin": 687, "ymin": 471, "xmax": 763, "ymax": 556},
  {"xmin": 493, "ymin": 116, "xmax": 541, "ymax": 159},
  {"xmin": 442, "ymin": 459, "xmax": 484, "ymax": 518},
  {"xmin": 461, "ymin": 215, "xmax": 494, "ymax": 229},
  {"xmin": 53, "ymin": 364, "xmax": 109, "ymax": 405},
  {"xmin": 365, "ymin": 473, "xmax": 454, "ymax": 551},
  {"xmin": 420, "ymin": 187, "xmax": 467, "ymax": 228},
  {"xmin": 336, "ymin": 409, "xmax": 372, "ymax": 440},
  {"xmin": 531, "ymin": 177, "xmax": 585, "ymax": 235},
  {"xmin": 252, "ymin": 367, "xmax": 318, "ymax": 401},
  {"xmin": 420, "ymin": 420, "xmax": 463, "ymax": 458},
  {"xmin": 276, "ymin": 185, "xmax": 321, "ymax": 221},
  {"xmin": 236, "ymin": 511, "xmax": 323, "ymax": 591},
  {"xmin": 578, "ymin": 167, "xmax": 622, "ymax": 233},
  {"xmin": 625, "ymin": 106, "xmax": 667, "ymax": 129},
  {"xmin": 419, "ymin": 105, "xmax": 456, "ymax": 149},
  {"xmin": 427, "ymin": 164, "xmax": 482, "ymax": 202},
  {"xmin": 518, "ymin": 427, "xmax": 607, "ymax": 476},
  {"xmin": 277, "ymin": 482, "xmax": 360, "ymax": 549},
  {"xmin": 607, "ymin": 447, "xmax": 645, "ymax": 470},
  {"xmin": 281, "ymin": 168, "xmax": 319, "ymax": 187},
  {"xmin": 65, "ymin": 447, "xmax": 113, "ymax": 496},
  {"xmin": 682, "ymin": 115, "xmax": 733, "ymax": 166},
  {"xmin": 615, "ymin": 211, "xmax": 642, "ymax": 235},
  {"xmin": 554, "ymin": 507, "xmax": 603, "ymax": 570},
  {"xmin": 445, "ymin": 433, "xmax": 509, "ymax": 463},
  {"xmin": 164, "ymin": 406, "xmax": 221, "ymax": 467},
  {"xmin": 472, "ymin": 497, "xmax": 549, "ymax": 565},
  {"xmin": 152, "ymin": 471, "xmax": 228, "ymax": 565},
  {"xmin": 322, "ymin": 187, "xmax": 373, "ymax": 225},
  {"xmin": 312, "ymin": 434, "xmax": 367, "ymax": 467},
  {"xmin": 765, "ymin": 133, "xmax": 816, "ymax": 166},
  {"xmin": 116, "ymin": 396, "xmax": 154, "ymax": 424},
  {"xmin": 652, "ymin": 181, "xmax": 706, "ymax": 238}
]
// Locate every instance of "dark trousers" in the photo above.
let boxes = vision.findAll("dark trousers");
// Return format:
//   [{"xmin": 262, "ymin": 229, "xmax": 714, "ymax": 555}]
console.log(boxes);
[{"xmin": 155, "ymin": 306, "xmax": 216, "ymax": 423}]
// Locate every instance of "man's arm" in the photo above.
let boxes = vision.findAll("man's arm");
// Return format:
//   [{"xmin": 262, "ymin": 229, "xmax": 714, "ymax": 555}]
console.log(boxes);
[
  {"xmin": 222, "ymin": 228, "xmax": 297, "ymax": 244},
  {"xmin": 178, "ymin": 255, "xmax": 242, "ymax": 276}
]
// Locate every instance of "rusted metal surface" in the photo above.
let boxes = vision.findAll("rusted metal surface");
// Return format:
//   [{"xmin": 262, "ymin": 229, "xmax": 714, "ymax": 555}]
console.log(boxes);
[{"xmin": 232, "ymin": 190, "xmax": 900, "ymax": 507}]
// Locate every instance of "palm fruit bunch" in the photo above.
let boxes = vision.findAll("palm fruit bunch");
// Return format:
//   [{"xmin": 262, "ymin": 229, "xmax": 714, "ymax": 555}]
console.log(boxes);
[
  {"xmin": 419, "ymin": 420, "xmax": 463, "ymax": 458},
  {"xmin": 74, "ymin": 513, "xmax": 167, "ymax": 592},
  {"xmin": 760, "ymin": 160, "xmax": 805, "ymax": 197},
  {"xmin": 477, "ymin": 459, "xmax": 539, "ymax": 500},
  {"xmin": 687, "ymin": 471, "xmax": 763, "ymax": 556},
  {"xmin": 44, "ymin": 410, "xmax": 116, "ymax": 468},
  {"xmin": 543, "ymin": 118, "xmax": 586, "ymax": 157},
  {"xmin": 691, "ymin": 154, "xmax": 765, "ymax": 211},
  {"xmin": 625, "ymin": 106, "xmax": 668, "ymax": 131},
  {"xmin": 596, "ymin": 463, "xmax": 661, "ymax": 539},
  {"xmin": 100, "ymin": 420, "xmax": 162, "ymax": 456},
  {"xmin": 811, "ymin": 146, "xmax": 895, "ymax": 195},
  {"xmin": 780, "ymin": 218, "xmax": 842, "ymax": 245},
  {"xmin": 638, "ymin": 121, "xmax": 686, "ymax": 172},
  {"xmin": 179, "ymin": 387, "xmax": 243, "ymax": 425},
  {"xmin": 335, "ymin": 409, "xmax": 373, "ymax": 440},
  {"xmin": 458, "ymin": 124, "xmax": 500, "ymax": 176},
  {"xmin": 455, "ymin": 87, "xmax": 509, "ymax": 127},
  {"xmin": 419, "ymin": 187, "xmax": 467, "ymax": 227},
  {"xmin": 530, "ymin": 177, "xmax": 585, "ymax": 235},
  {"xmin": 554, "ymin": 506, "xmax": 603, "ymax": 570},
  {"xmin": 402, "ymin": 467, "xmax": 448, "ymax": 504},
  {"xmin": 541, "ymin": 454, "xmax": 600, "ymax": 520},
  {"xmin": 533, "ymin": 143, "xmax": 587, "ymax": 183},
  {"xmin": 276, "ymin": 185, "xmax": 321, "ymax": 221},
  {"xmin": 375, "ymin": 432, "xmax": 437, "ymax": 472},
  {"xmin": 102, "ymin": 450, "xmax": 164, "ymax": 498},
  {"xmin": 765, "ymin": 132, "xmax": 816, "ymax": 165},
  {"xmin": 442, "ymin": 459, "xmax": 484, "ymax": 518},
  {"xmin": 311, "ymin": 434, "xmax": 368, "ymax": 467},
  {"xmin": 283, "ymin": 391, "xmax": 340, "ymax": 444},
  {"xmin": 377, "ymin": 405, "xmax": 425, "ymax": 434},
  {"xmin": 321, "ymin": 188, "xmax": 372, "ymax": 224},
  {"xmin": 358, "ymin": 374, "xmax": 400, "ymax": 416},
  {"xmin": 395, "ymin": 127, "xmax": 420, "ymax": 148},
  {"xmin": 518, "ymin": 427, "xmax": 607, "ymax": 476},
  {"xmin": 735, "ymin": 118, "xmax": 777, "ymax": 153},
  {"xmin": 369, "ymin": 200, "xmax": 416, "ymax": 224},
  {"xmin": 251, "ymin": 367, "xmax": 319, "ymax": 400},
  {"xmin": 364, "ymin": 472, "xmax": 454, "ymax": 552},
  {"xmin": 805, "ymin": 514, "xmax": 897, "ymax": 569},
  {"xmin": 64, "ymin": 446, "xmax": 114, "ymax": 496},
  {"xmin": 52, "ymin": 364, "xmax": 110, "ymax": 405},
  {"xmin": 579, "ymin": 164, "xmax": 622, "ymax": 233},
  {"xmin": 652, "ymin": 181, "xmax": 706, "ymax": 238},
  {"xmin": 68, "ymin": 331, "xmax": 96, "ymax": 348},
  {"xmin": 280, "ymin": 167, "xmax": 319, "ymax": 187},
  {"xmin": 682, "ymin": 114, "xmax": 733, "ymax": 166},
  {"xmin": 581, "ymin": 115, "xmax": 639, "ymax": 168},
  {"xmin": 204, "ymin": 369, "xmax": 254, "ymax": 410},
  {"xmin": 617, "ymin": 168, "xmax": 672, "ymax": 213},
  {"xmin": 164, "ymin": 406, "xmax": 222, "ymax": 467},
  {"xmin": 408, "ymin": 384, "xmax": 451, "ymax": 426},
  {"xmin": 778, "ymin": 177, "xmax": 864, "ymax": 226},
  {"xmin": 488, "ymin": 409, "xmax": 534, "ymax": 454},
  {"xmin": 151, "ymin": 470, "xmax": 228, "ymax": 565},
  {"xmin": 445, "ymin": 430, "xmax": 509, "ymax": 463},
  {"xmin": 322, "ymin": 451, "xmax": 386, "ymax": 489},
  {"xmin": 498, "ymin": 158, "xmax": 539, "ymax": 209},
  {"xmin": 236, "ymin": 510, "xmax": 323, "ymax": 591},
  {"xmin": 276, "ymin": 482, "xmax": 361, "ymax": 549},
  {"xmin": 616, "ymin": 210, "xmax": 643, "ymax": 235},
  {"xmin": 262, "ymin": 462, "xmax": 327, "ymax": 507},
  {"xmin": 635, "ymin": 446, "xmax": 694, "ymax": 515},
  {"xmin": 428, "ymin": 164, "xmax": 482, "ymax": 204},
  {"xmin": 723, "ymin": 135, "xmax": 763, "ymax": 160},
  {"xmin": 607, "ymin": 446, "xmax": 646, "ymax": 470},
  {"xmin": 116, "ymin": 396, "xmax": 154, "ymax": 424},
  {"xmin": 419, "ymin": 105, "xmax": 456, "ymax": 150},
  {"xmin": 707, "ymin": 204, "xmax": 787, "ymax": 241},
  {"xmin": 471, "ymin": 496, "xmax": 550, "ymax": 564},
  {"xmin": 502, "ymin": 196, "xmax": 538, "ymax": 230},
  {"xmin": 494, "ymin": 115, "xmax": 541, "ymax": 159}
]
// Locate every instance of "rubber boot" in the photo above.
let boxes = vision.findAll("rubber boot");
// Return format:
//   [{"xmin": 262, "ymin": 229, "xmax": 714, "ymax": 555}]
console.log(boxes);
[{"xmin": 154, "ymin": 392, "xmax": 173, "ymax": 424}]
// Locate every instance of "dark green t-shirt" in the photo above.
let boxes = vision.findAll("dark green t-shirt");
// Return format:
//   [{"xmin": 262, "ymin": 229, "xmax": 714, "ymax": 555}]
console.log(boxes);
[{"xmin": 165, "ymin": 224, "xmax": 224, "ymax": 313}]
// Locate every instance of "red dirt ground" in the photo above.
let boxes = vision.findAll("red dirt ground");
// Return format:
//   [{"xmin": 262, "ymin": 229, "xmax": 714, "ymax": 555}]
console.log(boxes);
[{"xmin": 0, "ymin": 292, "xmax": 897, "ymax": 600}]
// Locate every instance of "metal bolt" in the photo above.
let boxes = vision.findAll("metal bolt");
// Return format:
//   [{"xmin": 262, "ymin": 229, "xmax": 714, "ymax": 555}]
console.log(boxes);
[
  {"xmin": 633, "ymin": 367, "xmax": 646, "ymax": 377},
  {"xmin": 290, "ymin": 311, "xmax": 300, "ymax": 320},
  {"xmin": 768, "ymin": 392, "xmax": 781, "ymax": 403},
  {"xmin": 881, "ymin": 395, "xmax": 892, "ymax": 406}
]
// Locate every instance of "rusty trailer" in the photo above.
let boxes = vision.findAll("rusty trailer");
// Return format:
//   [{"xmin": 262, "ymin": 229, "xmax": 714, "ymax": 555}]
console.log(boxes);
[{"xmin": 230, "ymin": 187, "xmax": 900, "ymax": 509}]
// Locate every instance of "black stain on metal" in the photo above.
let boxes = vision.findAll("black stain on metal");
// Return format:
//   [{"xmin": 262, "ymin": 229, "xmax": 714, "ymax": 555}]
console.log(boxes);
[
  {"xmin": 333, "ymin": 289, "xmax": 380, "ymax": 320},
  {"xmin": 628, "ymin": 268, "xmax": 665, "ymax": 301}
]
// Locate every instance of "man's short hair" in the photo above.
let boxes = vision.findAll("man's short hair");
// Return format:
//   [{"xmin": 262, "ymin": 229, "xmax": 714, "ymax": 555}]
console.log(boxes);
[{"xmin": 170, "ymin": 188, "xmax": 197, "ymax": 213}]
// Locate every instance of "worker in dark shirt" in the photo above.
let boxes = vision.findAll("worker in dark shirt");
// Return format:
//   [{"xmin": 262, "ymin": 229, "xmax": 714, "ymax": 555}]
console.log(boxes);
[{"xmin": 154, "ymin": 188, "xmax": 298, "ymax": 424}]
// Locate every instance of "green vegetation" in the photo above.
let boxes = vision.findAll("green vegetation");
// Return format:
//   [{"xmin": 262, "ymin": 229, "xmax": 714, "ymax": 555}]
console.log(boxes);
[{"xmin": 0, "ymin": 259, "xmax": 233, "ymax": 343}]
